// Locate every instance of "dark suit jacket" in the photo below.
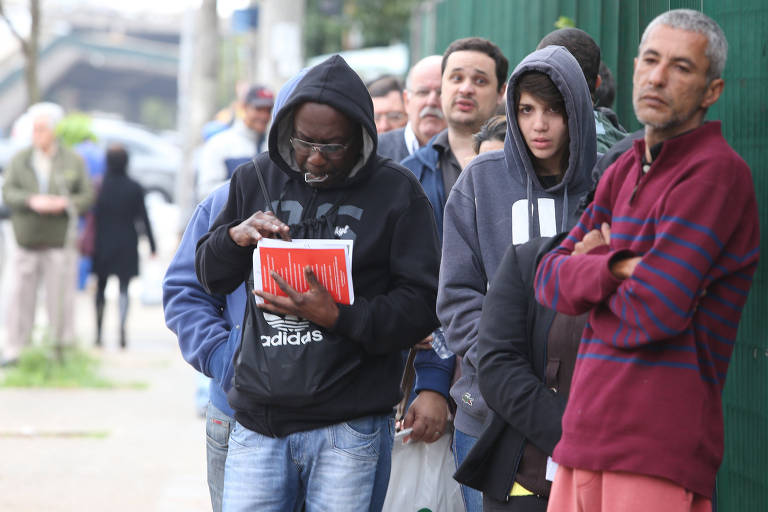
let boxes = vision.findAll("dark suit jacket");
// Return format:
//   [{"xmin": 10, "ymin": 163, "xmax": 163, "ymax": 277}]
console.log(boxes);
[{"xmin": 377, "ymin": 127, "xmax": 409, "ymax": 163}]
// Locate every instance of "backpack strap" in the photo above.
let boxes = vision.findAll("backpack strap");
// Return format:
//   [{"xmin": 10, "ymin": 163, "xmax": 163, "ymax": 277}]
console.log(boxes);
[{"xmin": 252, "ymin": 158, "xmax": 274, "ymax": 211}]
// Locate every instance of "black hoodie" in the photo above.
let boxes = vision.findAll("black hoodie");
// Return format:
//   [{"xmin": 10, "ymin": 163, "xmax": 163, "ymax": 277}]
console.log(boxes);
[{"xmin": 195, "ymin": 55, "xmax": 441, "ymax": 437}]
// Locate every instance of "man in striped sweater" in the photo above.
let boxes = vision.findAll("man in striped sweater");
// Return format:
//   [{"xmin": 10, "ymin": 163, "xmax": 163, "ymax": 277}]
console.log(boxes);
[{"xmin": 535, "ymin": 9, "xmax": 759, "ymax": 512}]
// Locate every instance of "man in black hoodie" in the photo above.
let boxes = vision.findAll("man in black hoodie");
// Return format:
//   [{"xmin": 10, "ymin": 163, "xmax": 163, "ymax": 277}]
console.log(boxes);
[{"xmin": 195, "ymin": 55, "xmax": 441, "ymax": 511}]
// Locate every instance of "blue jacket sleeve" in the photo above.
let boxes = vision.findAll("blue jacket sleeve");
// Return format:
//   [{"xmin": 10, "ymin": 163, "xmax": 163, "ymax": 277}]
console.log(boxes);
[
  {"xmin": 413, "ymin": 349, "xmax": 455, "ymax": 402},
  {"xmin": 162, "ymin": 194, "xmax": 231, "ymax": 381}
]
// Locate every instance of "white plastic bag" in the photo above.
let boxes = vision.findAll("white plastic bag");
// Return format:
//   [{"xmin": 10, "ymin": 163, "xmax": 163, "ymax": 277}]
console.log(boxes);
[{"xmin": 382, "ymin": 429, "xmax": 464, "ymax": 512}]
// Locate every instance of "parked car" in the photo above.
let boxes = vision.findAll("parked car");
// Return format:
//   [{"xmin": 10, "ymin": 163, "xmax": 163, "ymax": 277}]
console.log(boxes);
[
  {"xmin": 90, "ymin": 118, "xmax": 181, "ymax": 203},
  {"xmin": 0, "ymin": 116, "xmax": 181, "ymax": 203}
]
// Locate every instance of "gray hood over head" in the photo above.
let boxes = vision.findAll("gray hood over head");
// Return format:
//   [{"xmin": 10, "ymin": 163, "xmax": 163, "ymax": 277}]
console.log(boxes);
[
  {"xmin": 503, "ymin": 45, "xmax": 597, "ymax": 236},
  {"xmin": 436, "ymin": 46, "xmax": 598, "ymax": 439}
]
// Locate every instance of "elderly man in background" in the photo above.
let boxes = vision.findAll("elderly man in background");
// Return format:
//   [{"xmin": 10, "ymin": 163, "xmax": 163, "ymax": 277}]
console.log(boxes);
[
  {"xmin": 377, "ymin": 55, "xmax": 445, "ymax": 163},
  {"xmin": 367, "ymin": 74, "xmax": 409, "ymax": 134},
  {"xmin": 1, "ymin": 103, "xmax": 93, "ymax": 366}
]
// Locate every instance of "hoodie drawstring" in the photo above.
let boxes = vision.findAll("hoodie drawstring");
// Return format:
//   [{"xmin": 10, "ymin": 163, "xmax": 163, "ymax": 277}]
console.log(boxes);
[
  {"xmin": 526, "ymin": 175, "xmax": 535, "ymax": 242},
  {"xmin": 561, "ymin": 184, "xmax": 569, "ymax": 234}
]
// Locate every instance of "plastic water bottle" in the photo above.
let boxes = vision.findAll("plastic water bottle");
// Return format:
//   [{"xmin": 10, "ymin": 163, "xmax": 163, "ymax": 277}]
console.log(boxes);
[{"xmin": 431, "ymin": 327, "xmax": 454, "ymax": 359}]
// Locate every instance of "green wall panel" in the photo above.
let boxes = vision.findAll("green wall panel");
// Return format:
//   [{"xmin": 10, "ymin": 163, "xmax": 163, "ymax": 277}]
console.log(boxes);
[
  {"xmin": 704, "ymin": 1, "xmax": 768, "ymax": 510},
  {"xmin": 415, "ymin": 1, "xmax": 768, "ymax": 509}
]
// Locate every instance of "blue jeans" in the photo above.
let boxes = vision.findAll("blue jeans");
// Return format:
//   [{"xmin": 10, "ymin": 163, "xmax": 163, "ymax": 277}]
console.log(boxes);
[
  {"xmin": 206, "ymin": 402, "xmax": 233, "ymax": 512},
  {"xmin": 223, "ymin": 413, "xmax": 395, "ymax": 512},
  {"xmin": 453, "ymin": 428, "xmax": 482, "ymax": 512}
]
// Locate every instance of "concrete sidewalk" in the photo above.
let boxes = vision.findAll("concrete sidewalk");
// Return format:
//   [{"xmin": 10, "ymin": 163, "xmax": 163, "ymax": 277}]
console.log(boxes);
[
  {"xmin": 0, "ymin": 289, "xmax": 211, "ymax": 512},
  {"xmin": 0, "ymin": 200, "xmax": 212, "ymax": 511}
]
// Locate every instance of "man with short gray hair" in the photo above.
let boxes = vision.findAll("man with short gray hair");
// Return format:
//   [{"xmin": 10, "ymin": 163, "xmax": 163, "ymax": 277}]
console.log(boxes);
[
  {"xmin": 536, "ymin": 10, "xmax": 758, "ymax": 512},
  {"xmin": 2, "ymin": 103, "xmax": 93, "ymax": 365}
]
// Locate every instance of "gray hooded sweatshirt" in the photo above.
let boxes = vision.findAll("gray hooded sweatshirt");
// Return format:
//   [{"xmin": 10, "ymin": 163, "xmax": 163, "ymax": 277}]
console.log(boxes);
[{"xmin": 437, "ymin": 46, "xmax": 597, "ymax": 437}]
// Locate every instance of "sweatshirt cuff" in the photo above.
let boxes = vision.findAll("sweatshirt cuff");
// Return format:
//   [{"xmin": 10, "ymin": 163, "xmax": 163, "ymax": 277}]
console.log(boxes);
[
  {"xmin": 330, "ymin": 303, "xmax": 362, "ymax": 341},
  {"xmin": 210, "ymin": 220, "xmax": 255, "ymax": 263},
  {"xmin": 600, "ymin": 248, "xmax": 636, "ymax": 289},
  {"xmin": 413, "ymin": 350, "xmax": 455, "ymax": 401},
  {"xmin": 205, "ymin": 338, "xmax": 230, "ymax": 381}
]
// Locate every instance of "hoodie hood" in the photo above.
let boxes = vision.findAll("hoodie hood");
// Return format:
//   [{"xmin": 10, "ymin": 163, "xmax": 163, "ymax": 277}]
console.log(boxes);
[
  {"xmin": 504, "ymin": 45, "xmax": 596, "ymax": 195},
  {"xmin": 268, "ymin": 55, "xmax": 377, "ymax": 187}
]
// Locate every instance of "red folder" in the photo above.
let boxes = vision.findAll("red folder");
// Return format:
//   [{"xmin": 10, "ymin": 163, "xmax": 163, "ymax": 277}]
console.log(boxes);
[{"xmin": 253, "ymin": 239, "xmax": 354, "ymax": 305}]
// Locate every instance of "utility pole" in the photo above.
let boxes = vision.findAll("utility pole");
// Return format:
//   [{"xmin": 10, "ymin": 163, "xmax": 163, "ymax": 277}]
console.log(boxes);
[
  {"xmin": 176, "ymin": 0, "xmax": 219, "ymax": 232},
  {"xmin": 256, "ymin": 0, "xmax": 304, "ymax": 95}
]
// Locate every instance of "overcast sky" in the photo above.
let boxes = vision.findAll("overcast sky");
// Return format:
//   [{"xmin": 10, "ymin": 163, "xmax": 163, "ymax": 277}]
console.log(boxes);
[
  {"xmin": 106, "ymin": 0, "xmax": 251, "ymax": 17},
  {"xmin": 37, "ymin": 0, "xmax": 252, "ymax": 17}
]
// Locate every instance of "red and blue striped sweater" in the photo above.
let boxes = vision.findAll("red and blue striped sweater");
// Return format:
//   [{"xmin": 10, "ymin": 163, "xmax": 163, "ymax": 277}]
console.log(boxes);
[{"xmin": 534, "ymin": 121, "xmax": 759, "ymax": 498}]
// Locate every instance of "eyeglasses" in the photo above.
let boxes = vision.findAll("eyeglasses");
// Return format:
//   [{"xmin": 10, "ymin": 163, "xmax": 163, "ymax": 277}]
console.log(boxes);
[
  {"xmin": 374, "ymin": 111, "xmax": 406, "ymax": 123},
  {"xmin": 290, "ymin": 136, "xmax": 349, "ymax": 158}
]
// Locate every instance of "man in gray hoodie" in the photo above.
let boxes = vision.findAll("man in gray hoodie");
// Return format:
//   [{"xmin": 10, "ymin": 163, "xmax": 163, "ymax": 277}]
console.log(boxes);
[{"xmin": 437, "ymin": 45, "xmax": 597, "ymax": 510}]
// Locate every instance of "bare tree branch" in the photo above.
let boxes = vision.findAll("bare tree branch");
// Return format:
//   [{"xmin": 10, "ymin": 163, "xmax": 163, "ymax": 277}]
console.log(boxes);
[{"xmin": 0, "ymin": 0, "xmax": 30, "ymax": 54}]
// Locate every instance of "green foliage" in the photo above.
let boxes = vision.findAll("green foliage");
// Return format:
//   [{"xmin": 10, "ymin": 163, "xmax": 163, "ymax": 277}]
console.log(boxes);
[
  {"xmin": 1, "ymin": 346, "xmax": 114, "ymax": 388},
  {"xmin": 351, "ymin": 0, "xmax": 418, "ymax": 47},
  {"xmin": 217, "ymin": 36, "xmax": 242, "ymax": 111},
  {"xmin": 304, "ymin": 0, "xmax": 346, "ymax": 56},
  {"xmin": 555, "ymin": 15, "xmax": 576, "ymax": 29},
  {"xmin": 304, "ymin": 0, "xmax": 418, "ymax": 57},
  {"xmin": 55, "ymin": 113, "xmax": 96, "ymax": 147}
]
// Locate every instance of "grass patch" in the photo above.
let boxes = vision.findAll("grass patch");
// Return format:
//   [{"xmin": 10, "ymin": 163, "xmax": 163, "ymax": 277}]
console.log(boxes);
[{"xmin": 1, "ymin": 346, "xmax": 116, "ymax": 388}]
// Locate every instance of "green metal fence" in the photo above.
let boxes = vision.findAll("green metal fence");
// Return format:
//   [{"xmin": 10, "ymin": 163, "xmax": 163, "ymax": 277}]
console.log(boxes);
[{"xmin": 413, "ymin": 1, "xmax": 768, "ymax": 509}]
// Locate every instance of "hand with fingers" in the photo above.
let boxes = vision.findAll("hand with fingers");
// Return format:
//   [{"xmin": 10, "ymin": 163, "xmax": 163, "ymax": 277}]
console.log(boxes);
[
  {"xmin": 228, "ymin": 210, "xmax": 291, "ymax": 247},
  {"xmin": 572, "ymin": 222, "xmax": 640, "ymax": 279},
  {"xmin": 572, "ymin": 222, "xmax": 612, "ymax": 255},
  {"xmin": 254, "ymin": 265, "xmax": 340, "ymax": 329},
  {"xmin": 401, "ymin": 390, "xmax": 451, "ymax": 444},
  {"xmin": 28, "ymin": 194, "xmax": 69, "ymax": 215},
  {"xmin": 414, "ymin": 334, "xmax": 433, "ymax": 350}
]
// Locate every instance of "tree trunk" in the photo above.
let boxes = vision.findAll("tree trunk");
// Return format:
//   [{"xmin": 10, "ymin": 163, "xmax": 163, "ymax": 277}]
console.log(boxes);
[
  {"xmin": 175, "ymin": 0, "xmax": 219, "ymax": 233},
  {"xmin": 26, "ymin": 0, "xmax": 40, "ymax": 105},
  {"xmin": 257, "ymin": 0, "xmax": 304, "ymax": 95}
]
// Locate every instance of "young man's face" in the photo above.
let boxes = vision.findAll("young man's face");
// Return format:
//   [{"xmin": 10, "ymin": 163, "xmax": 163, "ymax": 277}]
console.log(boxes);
[
  {"xmin": 632, "ymin": 24, "xmax": 723, "ymax": 141},
  {"xmin": 244, "ymin": 104, "xmax": 272, "ymax": 135},
  {"xmin": 441, "ymin": 50, "xmax": 504, "ymax": 132},
  {"xmin": 516, "ymin": 91, "xmax": 568, "ymax": 176},
  {"xmin": 372, "ymin": 91, "xmax": 407, "ymax": 134},
  {"xmin": 404, "ymin": 59, "xmax": 445, "ymax": 145},
  {"xmin": 291, "ymin": 102, "xmax": 360, "ymax": 189}
]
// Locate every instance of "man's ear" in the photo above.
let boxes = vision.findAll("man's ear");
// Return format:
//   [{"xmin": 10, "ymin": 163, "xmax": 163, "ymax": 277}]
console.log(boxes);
[
  {"xmin": 701, "ymin": 78, "xmax": 724, "ymax": 109},
  {"xmin": 595, "ymin": 74, "xmax": 602, "ymax": 92},
  {"xmin": 402, "ymin": 90, "xmax": 410, "ymax": 109},
  {"xmin": 497, "ymin": 82, "xmax": 507, "ymax": 104}
]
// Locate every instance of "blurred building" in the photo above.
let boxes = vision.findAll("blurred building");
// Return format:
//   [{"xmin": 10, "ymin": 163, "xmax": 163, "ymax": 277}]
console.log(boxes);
[{"xmin": 0, "ymin": 5, "xmax": 180, "ymax": 134}]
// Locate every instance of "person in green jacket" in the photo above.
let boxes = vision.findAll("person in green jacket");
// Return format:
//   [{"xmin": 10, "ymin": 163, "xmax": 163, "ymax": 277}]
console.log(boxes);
[{"xmin": 1, "ymin": 103, "xmax": 93, "ymax": 365}]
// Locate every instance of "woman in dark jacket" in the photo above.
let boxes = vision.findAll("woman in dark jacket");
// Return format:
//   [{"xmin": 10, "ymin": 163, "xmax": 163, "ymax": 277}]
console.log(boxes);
[
  {"xmin": 92, "ymin": 144, "xmax": 156, "ymax": 348},
  {"xmin": 454, "ymin": 233, "xmax": 587, "ymax": 511}
]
